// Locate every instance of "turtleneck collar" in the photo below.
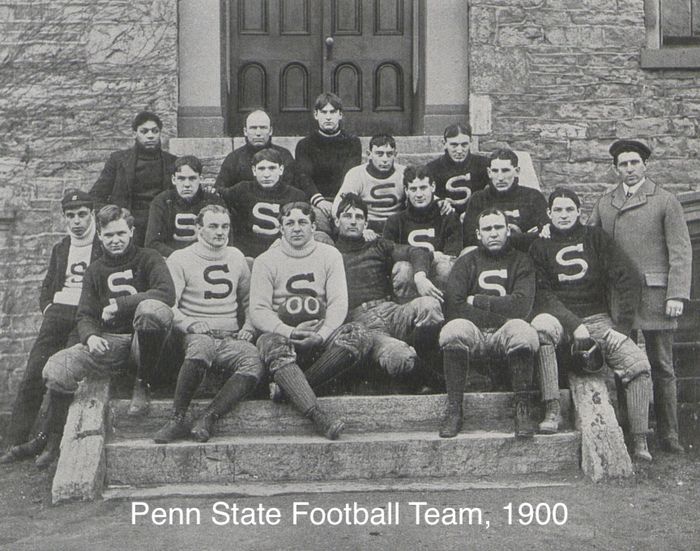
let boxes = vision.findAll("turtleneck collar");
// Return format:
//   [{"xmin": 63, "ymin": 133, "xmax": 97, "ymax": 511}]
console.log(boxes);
[
  {"xmin": 102, "ymin": 241, "xmax": 137, "ymax": 266},
  {"xmin": 317, "ymin": 128, "xmax": 342, "ymax": 139},
  {"xmin": 478, "ymin": 240, "xmax": 513, "ymax": 258},
  {"xmin": 366, "ymin": 162, "xmax": 395, "ymax": 180},
  {"xmin": 550, "ymin": 220, "xmax": 584, "ymax": 240},
  {"xmin": 244, "ymin": 140, "xmax": 272, "ymax": 152},
  {"xmin": 336, "ymin": 234, "xmax": 367, "ymax": 252},
  {"xmin": 192, "ymin": 237, "xmax": 227, "ymax": 260},
  {"xmin": 487, "ymin": 179, "xmax": 520, "ymax": 198},
  {"xmin": 442, "ymin": 152, "xmax": 471, "ymax": 168},
  {"xmin": 69, "ymin": 218, "xmax": 96, "ymax": 247},
  {"xmin": 407, "ymin": 199, "xmax": 440, "ymax": 221},
  {"xmin": 279, "ymin": 236, "xmax": 318, "ymax": 258},
  {"xmin": 175, "ymin": 186, "xmax": 204, "ymax": 206},
  {"xmin": 135, "ymin": 141, "xmax": 162, "ymax": 160}
]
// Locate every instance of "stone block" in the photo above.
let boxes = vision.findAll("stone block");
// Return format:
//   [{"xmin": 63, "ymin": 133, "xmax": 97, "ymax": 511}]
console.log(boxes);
[
  {"xmin": 498, "ymin": 24, "xmax": 547, "ymax": 47},
  {"xmin": 569, "ymin": 139, "xmax": 618, "ymax": 162},
  {"xmin": 616, "ymin": 117, "xmax": 670, "ymax": 138},
  {"xmin": 470, "ymin": 46, "xmax": 531, "ymax": 94},
  {"xmin": 470, "ymin": 7, "xmax": 496, "ymax": 44}
]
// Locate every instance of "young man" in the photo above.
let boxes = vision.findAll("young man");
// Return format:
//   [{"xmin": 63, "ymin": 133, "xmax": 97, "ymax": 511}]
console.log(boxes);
[
  {"xmin": 41, "ymin": 206, "xmax": 175, "ymax": 464},
  {"xmin": 215, "ymin": 110, "xmax": 298, "ymax": 193},
  {"xmin": 90, "ymin": 111, "xmax": 177, "ymax": 246},
  {"xmin": 439, "ymin": 208, "xmax": 538, "ymax": 438},
  {"xmin": 426, "ymin": 123, "xmax": 490, "ymax": 213},
  {"xmin": 530, "ymin": 188, "xmax": 653, "ymax": 460},
  {"xmin": 335, "ymin": 193, "xmax": 444, "ymax": 383},
  {"xmin": 332, "ymin": 134, "xmax": 406, "ymax": 237},
  {"xmin": 221, "ymin": 149, "xmax": 308, "ymax": 259},
  {"xmin": 462, "ymin": 149, "xmax": 548, "ymax": 252},
  {"xmin": 0, "ymin": 190, "xmax": 101, "ymax": 467},
  {"xmin": 250, "ymin": 202, "xmax": 367, "ymax": 440},
  {"xmin": 383, "ymin": 165, "xmax": 463, "ymax": 291},
  {"xmin": 295, "ymin": 92, "xmax": 362, "ymax": 230},
  {"xmin": 589, "ymin": 139, "xmax": 692, "ymax": 454},
  {"xmin": 145, "ymin": 155, "xmax": 226, "ymax": 257},
  {"xmin": 153, "ymin": 205, "xmax": 264, "ymax": 443}
]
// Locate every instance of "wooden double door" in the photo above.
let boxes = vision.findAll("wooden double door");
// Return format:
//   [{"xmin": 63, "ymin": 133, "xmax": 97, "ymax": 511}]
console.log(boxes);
[{"xmin": 228, "ymin": 0, "xmax": 414, "ymax": 135}]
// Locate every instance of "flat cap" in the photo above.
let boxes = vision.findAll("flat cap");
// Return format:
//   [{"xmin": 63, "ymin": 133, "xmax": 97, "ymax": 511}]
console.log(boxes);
[
  {"xmin": 61, "ymin": 189, "xmax": 93, "ymax": 212},
  {"xmin": 609, "ymin": 139, "xmax": 651, "ymax": 162}
]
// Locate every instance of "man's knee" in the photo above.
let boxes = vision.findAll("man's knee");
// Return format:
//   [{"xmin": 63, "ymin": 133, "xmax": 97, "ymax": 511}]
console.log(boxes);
[
  {"xmin": 229, "ymin": 341, "xmax": 266, "ymax": 381},
  {"xmin": 374, "ymin": 337, "xmax": 417, "ymax": 377},
  {"xmin": 501, "ymin": 319, "xmax": 539, "ymax": 354},
  {"xmin": 327, "ymin": 322, "xmax": 371, "ymax": 360},
  {"xmin": 409, "ymin": 296, "xmax": 445, "ymax": 326},
  {"xmin": 42, "ymin": 346, "xmax": 86, "ymax": 394},
  {"xmin": 392, "ymin": 260, "xmax": 416, "ymax": 299},
  {"xmin": 530, "ymin": 313, "xmax": 563, "ymax": 346},
  {"xmin": 133, "ymin": 299, "xmax": 173, "ymax": 331},
  {"xmin": 183, "ymin": 334, "xmax": 216, "ymax": 366},
  {"xmin": 439, "ymin": 319, "xmax": 478, "ymax": 351},
  {"xmin": 610, "ymin": 340, "xmax": 652, "ymax": 385},
  {"xmin": 256, "ymin": 332, "xmax": 297, "ymax": 374}
]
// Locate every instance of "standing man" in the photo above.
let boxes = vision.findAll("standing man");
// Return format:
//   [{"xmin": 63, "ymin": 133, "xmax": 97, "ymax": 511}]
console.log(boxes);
[
  {"xmin": 214, "ymin": 109, "xmax": 298, "ymax": 193},
  {"xmin": 590, "ymin": 140, "xmax": 692, "ymax": 454},
  {"xmin": 145, "ymin": 155, "xmax": 226, "ymax": 257},
  {"xmin": 439, "ymin": 208, "xmax": 538, "ymax": 438},
  {"xmin": 90, "ymin": 111, "xmax": 177, "ymax": 246},
  {"xmin": 295, "ymin": 92, "xmax": 363, "ymax": 232},
  {"xmin": 0, "ymin": 190, "xmax": 101, "ymax": 467},
  {"xmin": 153, "ymin": 205, "xmax": 264, "ymax": 443}
]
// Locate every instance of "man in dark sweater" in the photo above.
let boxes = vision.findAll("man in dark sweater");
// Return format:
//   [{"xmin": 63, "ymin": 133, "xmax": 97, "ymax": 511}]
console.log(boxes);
[
  {"xmin": 426, "ymin": 123, "xmax": 490, "ymax": 214},
  {"xmin": 462, "ymin": 148, "xmax": 548, "ymax": 252},
  {"xmin": 295, "ymin": 92, "xmax": 362, "ymax": 232},
  {"xmin": 41, "ymin": 205, "xmax": 175, "ymax": 465},
  {"xmin": 383, "ymin": 165, "xmax": 463, "ymax": 294},
  {"xmin": 90, "ymin": 111, "xmax": 177, "ymax": 246},
  {"xmin": 439, "ymin": 207, "xmax": 539, "ymax": 438},
  {"xmin": 214, "ymin": 110, "xmax": 300, "ymax": 194},
  {"xmin": 0, "ymin": 190, "xmax": 101, "ymax": 468},
  {"xmin": 530, "ymin": 188, "xmax": 652, "ymax": 461},
  {"xmin": 145, "ymin": 155, "xmax": 226, "ymax": 257},
  {"xmin": 334, "ymin": 193, "xmax": 444, "ymax": 382}
]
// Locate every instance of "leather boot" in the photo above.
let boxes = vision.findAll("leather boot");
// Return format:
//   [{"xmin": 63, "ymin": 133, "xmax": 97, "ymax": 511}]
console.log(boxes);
[
  {"xmin": 439, "ymin": 401, "xmax": 463, "ymax": 438},
  {"xmin": 632, "ymin": 433, "xmax": 653, "ymax": 462},
  {"xmin": 307, "ymin": 405, "xmax": 344, "ymax": 440},
  {"xmin": 153, "ymin": 412, "xmax": 190, "ymax": 444},
  {"xmin": 514, "ymin": 393, "xmax": 535, "ymax": 439},
  {"xmin": 0, "ymin": 432, "xmax": 47, "ymax": 464},
  {"xmin": 128, "ymin": 378, "xmax": 151, "ymax": 416},
  {"xmin": 35, "ymin": 432, "xmax": 62, "ymax": 469},
  {"xmin": 538, "ymin": 399, "xmax": 562, "ymax": 434}
]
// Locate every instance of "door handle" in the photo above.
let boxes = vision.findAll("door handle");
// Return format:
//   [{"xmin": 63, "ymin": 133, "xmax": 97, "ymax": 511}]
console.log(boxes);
[{"xmin": 325, "ymin": 36, "xmax": 334, "ymax": 60}]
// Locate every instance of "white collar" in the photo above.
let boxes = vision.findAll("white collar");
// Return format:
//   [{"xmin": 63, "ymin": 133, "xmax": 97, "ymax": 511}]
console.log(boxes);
[{"xmin": 623, "ymin": 177, "xmax": 645, "ymax": 196}]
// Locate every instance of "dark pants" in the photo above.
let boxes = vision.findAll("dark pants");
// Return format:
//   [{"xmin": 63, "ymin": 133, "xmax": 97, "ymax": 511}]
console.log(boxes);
[
  {"xmin": 642, "ymin": 329, "xmax": 678, "ymax": 441},
  {"xmin": 6, "ymin": 304, "xmax": 78, "ymax": 445}
]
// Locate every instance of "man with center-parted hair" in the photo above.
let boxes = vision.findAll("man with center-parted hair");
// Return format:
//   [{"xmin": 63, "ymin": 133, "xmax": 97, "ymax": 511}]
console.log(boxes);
[
  {"xmin": 462, "ymin": 148, "xmax": 548, "ymax": 252},
  {"xmin": 439, "ymin": 207, "xmax": 539, "ymax": 439},
  {"xmin": 250, "ymin": 202, "xmax": 368, "ymax": 440},
  {"xmin": 41, "ymin": 205, "xmax": 175, "ymax": 462},
  {"xmin": 145, "ymin": 155, "xmax": 227, "ymax": 257},
  {"xmin": 153, "ymin": 205, "xmax": 264, "ymax": 444}
]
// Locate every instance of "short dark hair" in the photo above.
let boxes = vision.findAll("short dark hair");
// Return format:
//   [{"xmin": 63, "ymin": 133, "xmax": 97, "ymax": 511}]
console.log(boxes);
[
  {"xmin": 174, "ymin": 155, "xmax": 203, "ymax": 175},
  {"xmin": 403, "ymin": 165, "xmax": 432, "ymax": 188},
  {"xmin": 96, "ymin": 205, "xmax": 134, "ymax": 231},
  {"xmin": 196, "ymin": 204, "xmax": 230, "ymax": 226},
  {"xmin": 279, "ymin": 201, "xmax": 316, "ymax": 224},
  {"xmin": 548, "ymin": 187, "xmax": 581, "ymax": 209},
  {"xmin": 369, "ymin": 134, "xmax": 396, "ymax": 151},
  {"xmin": 443, "ymin": 123, "xmax": 472, "ymax": 139},
  {"xmin": 476, "ymin": 207, "xmax": 507, "ymax": 228},
  {"xmin": 335, "ymin": 192, "xmax": 368, "ymax": 219},
  {"xmin": 132, "ymin": 111, "xmax": 162, "ymax": 131},
  {"xmin": 251, "ymin": 148, "xmax": 284, "ymax": 167},
  {"xmin": 489, "ymin": 148, "xmax": 519, "ymax": 168},
  {"xmin": 314, "ymin": 92, "xmax": 343, "ymax": 112}
]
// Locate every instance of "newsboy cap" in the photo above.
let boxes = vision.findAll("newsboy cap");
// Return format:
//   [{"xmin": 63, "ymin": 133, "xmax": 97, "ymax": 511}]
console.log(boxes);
[
  {"xmin": 61, "ymin": 189, "xmax": 93, "ymax": 212},
  {"xmin": 609, "ymin": 140, "xmax": 652, "ymax": 163}
]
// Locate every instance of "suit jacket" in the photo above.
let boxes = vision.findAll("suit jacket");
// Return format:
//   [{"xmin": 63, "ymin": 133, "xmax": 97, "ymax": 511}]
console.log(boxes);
[
  {"xmin": 589, "ymin": 178, "xmax": 692, "ymax": 330},
  {"xmin": 89, "ymin": 146, "xmax": 177, "ymax": 211}
]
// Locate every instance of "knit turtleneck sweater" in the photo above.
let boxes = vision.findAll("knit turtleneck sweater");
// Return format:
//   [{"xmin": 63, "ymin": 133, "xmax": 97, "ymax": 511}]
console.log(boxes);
[
  {"xmin": 214, "ymin": 141, "xmax": 297, "ymax": 192},
  {"xmin": 426, "ymin": 152, "xmax": 490, "ymax": 212},
  {"xmin": 132, "ymin": 142, "xmax": 164, "ymax": 212},
  {"xmin": 53, "ymin": 221, "xmax": 97, "ymax": 306}
]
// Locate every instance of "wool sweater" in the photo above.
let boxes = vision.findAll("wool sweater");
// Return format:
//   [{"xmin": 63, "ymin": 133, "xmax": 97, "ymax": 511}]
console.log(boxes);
[
  {"xmin": 214, "ymin": 141, "xmax": 300, "ymax": 193},
  {"xmin": 426, "ymin": 152, "xmax": 490, "ymax": 212},
  {"xmin": 382, "ymin": 200, "xmax": 462, "ymax": 256}
]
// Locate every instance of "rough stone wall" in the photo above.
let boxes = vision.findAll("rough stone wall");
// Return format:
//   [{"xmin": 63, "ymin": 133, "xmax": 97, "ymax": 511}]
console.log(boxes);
[{"xmin": 0, "ymin": 0, "xmax": 177, "ymax": 412}]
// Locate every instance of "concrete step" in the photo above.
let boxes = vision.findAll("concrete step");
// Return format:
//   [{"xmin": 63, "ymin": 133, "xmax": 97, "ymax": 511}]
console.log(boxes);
[
  {"xmin": 109, "ymin": 392, "xmax": 574, "ymax": 440},
  {"xmin": 105, "ymin": 431, "xmax": 581, "ymax": 486}
]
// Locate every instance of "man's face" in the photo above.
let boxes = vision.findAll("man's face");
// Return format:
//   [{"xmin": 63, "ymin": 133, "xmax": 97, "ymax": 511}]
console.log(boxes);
[
  {"xmin": 487, "ymin": 158, "xmax": 519, "ymax": 193},
  {"xmin": 615, "ymin": 151, "xmax": 646, "ymax": 187},
  {"xmin": 172, "ymin": 165, "xmax": 201, "ymax": 200},
  {"xmin": 280, "ymin": 208, "xmax": 315, "ymax": 249},
  {"xmin": 444, "ymin": 132, "xmax": 471, "ymax": 162},
  {"xmin": 197, "ymin": 211, "xmax": 230, "ymax": 249},
  {"xmin": 368, "ymin": 144, "xmax": 396, "ymax": 173},
  {"xmin": 99, "ymin": 218, "xmax": 133, "ymax": 256},
  {"xmin": 406, "ymin": 177, "xmax": 435, "ymax": 208},
  {"xmin": 63, "ymin": 207, "xmax": 93, "ymax": 238},
  {"xmin": 336, "ymin": 206, "xmax": 367, "ymax": 238},
  {"xmin": 314, "ymin": 103, "xmax": 343, "ymax": 134},
  {"xmin": 133, "ymin": 120, "xmax": 161, "ymax": 150},
  {"xmin": 549, "ymin": 197, "xmax": 580, "ymax": 231},
  {"xmin": 244, "ymin": 112, "xmax": 272, "ymax": 147},
  {"xmin": 476, "ymin": 212, "xmax": 510, "ymax": 252},
  {"xmin": 252, "ymin": 160, "xmax": 284, "ymax": 188}
]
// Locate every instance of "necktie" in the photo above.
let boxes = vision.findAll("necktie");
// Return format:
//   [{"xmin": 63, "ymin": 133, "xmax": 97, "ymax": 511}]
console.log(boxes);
[{"xmin": 626, "ymin": 191, "xmax": 632, "ymax": 199}]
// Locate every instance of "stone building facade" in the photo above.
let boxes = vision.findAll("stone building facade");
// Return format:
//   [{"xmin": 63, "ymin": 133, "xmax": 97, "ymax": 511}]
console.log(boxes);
[{"xmin": 1, "ymin": 0, "xmax": 699, "ymax": 421}]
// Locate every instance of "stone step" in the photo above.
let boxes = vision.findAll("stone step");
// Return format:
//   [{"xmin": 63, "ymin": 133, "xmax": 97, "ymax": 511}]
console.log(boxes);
[
  {"xmin": 105, "ymin": 431, "xmax": 581, "ymax": 486},
  {"xmin": 110, "ymin": 391, "xmax": 574, "ymax": 440}
]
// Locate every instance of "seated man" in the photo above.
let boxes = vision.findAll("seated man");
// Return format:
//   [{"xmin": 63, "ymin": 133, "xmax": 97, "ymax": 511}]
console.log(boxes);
[
  {"xmin": 153, "ymin": 205, "xmax": 264, "ymax": 443},
  {"xmin": 145, "ymin": 155, "xmax": 226, "ymax": 257},
  {"xmin": 463, "ymin": 148, "xmax": 548, "ymax": 252},
  {"xmin": 215, "ymin": 109, "xmax": 298, "ymax": 193},
  {"xmin": 383, "ymin": 165, "xmax": 463, "ymax": 292},
  {"xmin": 333, "ymin": 134, "xmax": 406, "ymax": 237},
  {"xmin": 250, "ymin": 202, "xmax": 367, "ymax": 440},
  {"xmin": 90, "ymin": 111, "xmax": 177, "ymax": 246},
  {"xmin": 426, "ymin": 123, "xmax": 490, "ymax": 214},
  {"xmin": 1, "ymin": 190, "xmax": 101, "ymax": 467},
  {"xmin": 439, "ymin": 208, "xmax": 538, "ymax": 438},
  {"xmin": 42, "ymin": 206, "xmax": 175, "ymax": 463},
  {"xmin": 335, "ymin": 193, "xmax": 445, "ymax": 383},
  {"xmin": 529, "ymin": 188, "xmax": 652, "ymax": 461}
]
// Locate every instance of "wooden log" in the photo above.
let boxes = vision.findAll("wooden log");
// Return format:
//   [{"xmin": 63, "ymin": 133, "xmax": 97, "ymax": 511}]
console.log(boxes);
[
  {"xmin": 568, "ymin": 372, "xmax": 633, "ymax": 481},
  {"xmin": 52, "ymin": 376, "xmax": 110, "ymax": 504}
]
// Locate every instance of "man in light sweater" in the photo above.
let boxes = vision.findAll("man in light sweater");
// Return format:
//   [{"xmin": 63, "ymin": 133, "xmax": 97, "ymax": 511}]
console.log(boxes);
[
  {"xmin": 153, "ymin": 205, "xmax": 264, "ymax": 443},
  {"xmin": 250, "ymin": 202, "xmax": 367, "ymax": 440}
]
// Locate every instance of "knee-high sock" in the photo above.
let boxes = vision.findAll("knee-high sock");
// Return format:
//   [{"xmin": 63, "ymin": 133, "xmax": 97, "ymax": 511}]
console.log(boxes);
[
  {"xmin": 40, "ymin": 390, "xmax": 73, "ymax": 437},
  {"xmin": 443, "ymin": 346, "xmax": 469, "ymax": 405},
  {"xmin": 172, "ymin": 359, "xmax": 207, "ymax": 414},
  {"xmin": 508, "ymin": 349, "xmax": 534, "ymax": 393},
  {"xmin": 536, "ymin": 344, "xmax": 559, "ymax": 402},
  {"xmin": 205, "ymin": 373, "xmax": 258, "ymax": 418},
  {"xmin": 304, "ymin": 345, "xmax": 356, "ymax": 390},
  {"xmin": 274, "ymin": 364, "xmax": 317, "ymax": 415},
  {"xmin": 136, "ymin": 330, "xmax": 168, "ymax": 383},
  {"xmin": 626, "ymin": 375, "xmax": 651, "ymax": 435}
]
